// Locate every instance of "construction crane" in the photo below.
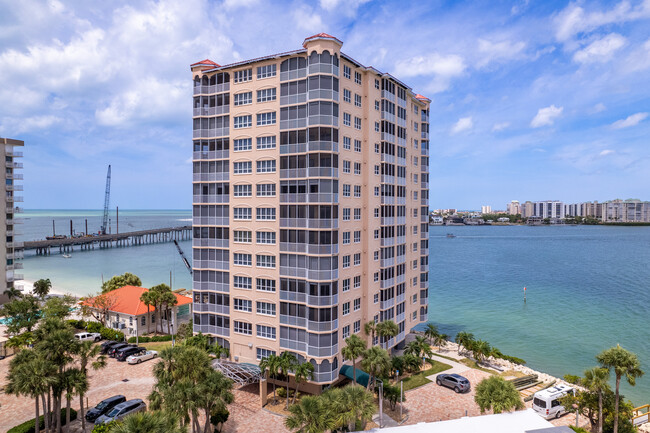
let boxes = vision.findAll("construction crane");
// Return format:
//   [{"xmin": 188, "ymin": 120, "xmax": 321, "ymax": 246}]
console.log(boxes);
[
  {"xmin": 100, "ymin": 165, "xmax": 111, "ymax": 235},
  {"xmin": 173, "ymin": 240, "xmax": 192, "ymax": 274}
]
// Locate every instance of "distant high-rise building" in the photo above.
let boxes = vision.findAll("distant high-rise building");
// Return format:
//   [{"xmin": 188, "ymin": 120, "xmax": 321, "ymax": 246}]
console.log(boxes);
[
  {"xmin": 602, "ymin": 199, "xmax": 650, "ymax": 222},
  {"xmin": 0, "ymin": 137, "xmax": 24, "ymax": 305},
  {"xmin": 506, "ymin": 200, "xmax": 520, "ymax": 215},
  {"xmin": 481, "ymin": 205, "xmax": 492, "ymax": 214},
  {"xmin": 531, "ymin": 200, "xmax": 565, "ymax": 219},
  {"xmin": 190, "ymin": 34, "xmax": 430, "ymax": 385}
]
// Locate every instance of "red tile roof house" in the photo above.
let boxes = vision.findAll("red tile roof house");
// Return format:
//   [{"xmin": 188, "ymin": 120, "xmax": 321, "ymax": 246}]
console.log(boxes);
[{"xmin": 81, "ymin": 285, "xmax": 192, "ymax": 337}]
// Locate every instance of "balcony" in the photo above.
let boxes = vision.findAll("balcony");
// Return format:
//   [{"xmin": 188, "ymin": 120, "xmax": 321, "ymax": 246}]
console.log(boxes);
[
  {"xmin": 192, "ymin": 194, "xmax": 229, "ymax": 204},
  {"xmin": 6, "ymin": 162, "xmax": 23, "ymax": 169},
  {"xmin": 193, "ymin": 106, "xmax": 230, "ymax": 117},
  {"xmin": 192, "ymin": 281, "xmax": 230, "ymax": 293},
  {"xmin": 308, "ymin": 115, "xmax": 338, "ymax": 127},
  {"xmin": 280, "ymin": 193, "xmax": 338, "ymax": 204},
  {"xmin": 194, "ymin": 324, "xmax": 230, "ymax": 337},
  {"xmin": 381, "ymin": 111, "xmax": 395, "ymax": 122},
  {"xmin": 7, "ymin": 241, "xmax": 24, "ymax": 248},
  {"xmin": 280, "ymin": 291, "xmax": 307, "ymax": 303},
  {"xmin": 192, "ymin": 238, "xmax": 229, "ymax": 249},
  {"xmin": 307, "ymin": 343, "xmax": 338, "ymax": 358},
  {"xmin": 6, "ymin": 196, "xmax": 23, "ymax": 203},
  {"xmin": 381, "ymin": 217, "xmax": 394, "ymax": 226},
  {"xmin": 381, "ymin": 174, "xmax": 395, "ymax": 184},
  {"xmin": 6, "ymin": 173, "xmax": 23, "ymax": 180},
  {"xmin": 312, "ymin": 369, "xmax": 338, "ymax": 383},
  {"xmin": 381, "ymin": 153, "xmax": 395, "ymax": 163},
  {"xmin": 193, "ymin": 303, "xmax": 230, "ymax": 315},
  {"xmin": 192, "ymin": 172, "xmax": 229, "ymax": 182},
  {"xmin": 396, "ymin": 311, "xmax": 405, "ymax": 324},
  {"xmin": 396, "ymin": 292, "xmax": 405, "ymax": 304},
  {"xmin": 308, "ymin": 63, "xmax": 339, "ymax": 76},
  {"xmin": 306, "ymin": 293, "xmax": 338, "ymax": 307},
  {"xmin": 380, "ymin": 257, "xmax": 395, "ymax": 268},
  {"xmin": 5, "ymin": 184, "xmax": 23, "ymax": 191},
  {"xmin": 380, "ymin": 298, "xmax": 395, "ymax": 310},
  {"xmin": 280, "ymin": 118, "xmax": 307, "ymax": 130},
  {"xmin": 280, "ymin": 218, "xmax": 338, "ymax": 230},
  {"xmin": 307, "ymin": 89, "xmax": 339, "ymax": 102},
  {"xmin": 280, "ymin": 315, "xmax": 306, "ymax": 328},
  {"xmin": 307, "ymin": 319, "xmax": 338, "ymax": 332},
  {"xmin": 280, "ymin": 68, "xmax": 307, "ymax": 82},
  {"xmin": 381, "ymin": 132, "xmax": 395, "ymax": 142},
  {"xmin": 380, "ymin": 237, "xmax": 395, "ymax": 247},
  {"xmin": 193, "ymin": 83, "xmax": 230, "ymax": 95},
  {"xmin": 7, "ymin": 262, "xmax": 24, "ymax": 270},
  {"xmin": 192, "ymin": 259, "xmax": 229, "ymax": 271},
  {"xmin": 192, "ymin": 128, "xmax": 229, "ymax": 139},
  {"xmin": 5, "ymin": 146, "xmax": 23, "ymax": 157},
  {"xmin": 280, "ymin": 338, "xmax": 307, "ymax": 353},
  {"xmin": 192, "ymin": 216, "xmax": 229, "ymax": 226},
  {"xmin": 381, "ymin": 90, "xmax": 395, "ymax": 102}
]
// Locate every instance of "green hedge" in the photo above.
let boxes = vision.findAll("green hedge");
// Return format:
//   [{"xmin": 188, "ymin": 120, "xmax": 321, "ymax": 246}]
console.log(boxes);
[
  {"xmin": 65, "ymin": 319, "xmax": 125, "ymax": 342},
  {"xmin": 8, "ymin": 408, "xmax": 77, "ymax": 433},
  {"xmin": 127, "ymin": 335, "xmax": 173, "ymax": 343}
]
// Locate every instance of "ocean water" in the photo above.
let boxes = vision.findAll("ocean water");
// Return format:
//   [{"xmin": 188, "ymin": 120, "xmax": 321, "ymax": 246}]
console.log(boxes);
[{"xmin": 427, "ymin": 225, "xmax": 650, "ymax": 406}]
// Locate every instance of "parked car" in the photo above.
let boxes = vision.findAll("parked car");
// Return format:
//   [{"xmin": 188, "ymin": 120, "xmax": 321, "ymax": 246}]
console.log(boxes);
[
  {"xmin": 107, "ymin": 343, "xmax": 132, "ymax": 358},
  {"xmin": 85, "ymin": 395, "xmax": 126, "ymax": 423},
  {"xmin": 127, "ymin": 350, "xmax": 158, "ymax": 364},
  {"xmin": 532, "ymin": 385, "xmax": 575, "ymax": 419},
  {"xmin": 101, "ymin": 341, "xmax": 122, "ymax": 355},
  {"xmin": 115, "ymin": 346, "xmax": 146, "ymax": 362},
  {"xmin": 436, "ymin": 373, "xmax": 471, "ymax": 393},
  {"xmin": 94, "ymin": 399, "xmax": 146, "ymax": 425},
  {"xmin": 75, "ymin": 332, "xmax": 101, "ymax": 342}
]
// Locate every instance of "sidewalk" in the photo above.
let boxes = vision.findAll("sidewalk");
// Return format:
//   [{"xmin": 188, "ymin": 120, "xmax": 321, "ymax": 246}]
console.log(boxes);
[{"xmin": 426, "ymin": 353, "xmax": 472, "ymax": 382}]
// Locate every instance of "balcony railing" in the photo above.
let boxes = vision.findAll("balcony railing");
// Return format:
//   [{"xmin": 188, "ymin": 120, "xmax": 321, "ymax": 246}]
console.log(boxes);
[
  {"xmin": 307, "ymin": 319, "xmax": 338, "ymax": 332},
  {"xmin": 192, "ymin": 216, "xmax": 229, "ymax": 226},
  {"xmin": 193, "ymin": 303, "xmax": 230, "ymax": 315},
  {"xmin": 192, "ymin": 150, "xmax": 229, "ymax": 161},
  {"xmin": 193, "ymin": 106, "xmax": 230, "ymax": 117},
  {"xmin": 307, "ymin": 343, "xmax": 338, "ymax": 358}
]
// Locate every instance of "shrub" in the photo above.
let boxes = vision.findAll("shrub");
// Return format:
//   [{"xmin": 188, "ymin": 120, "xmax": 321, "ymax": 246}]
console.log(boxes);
[
  {"xmin": 99, "ymin": 327, "xmax": 124, "ymax": 341},
  {"xmin": 127, "ymin": 335, "xmax": 173, "ymax": 343},
  {"xmin": 66, "ymin": 319, "xmax": 87, "ymax": 330},
  {"xmin": 8, "ymin": 408, "xmax": 77, "ymax": 433},
  {"xmin": 91, "ymin": 420, "xmax": 118, "ymax": 432},
  {"xmin": 569, "ymin": 427, "xmax": 590, "ymax": 433},
  {"xmin": 86, "ymin": 321, "xmax": 103, "ymax": 333},
  {"xmin": 277, "ymin": 387, "xmax": 287, "ymax": 398},
  {"xmin": 500, "ymin": 354, "xmax": 526, "ymax": 365},
  {"xmin": 210, "ymin": 407, "xmax": 229, "ymax": 433}
]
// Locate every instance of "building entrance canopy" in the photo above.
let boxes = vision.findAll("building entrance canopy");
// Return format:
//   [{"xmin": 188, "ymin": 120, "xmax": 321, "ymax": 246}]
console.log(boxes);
[{"xmin": 213, "ymin": 359, "xmax": 263, "ymax": 386}]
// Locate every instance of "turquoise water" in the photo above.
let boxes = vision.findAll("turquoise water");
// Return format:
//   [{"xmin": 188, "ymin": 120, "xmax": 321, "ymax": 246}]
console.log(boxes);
[{"xmin": 428, "ymin": 225, "xmax": 650, "ymax": 406}]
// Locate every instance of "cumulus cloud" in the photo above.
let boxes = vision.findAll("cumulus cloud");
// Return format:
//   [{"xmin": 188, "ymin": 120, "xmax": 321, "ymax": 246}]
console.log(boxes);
[
  {"xmin": 319, "ymin": 0, "xmax": 371, "ymax": 16},
  {"xmin": 531, "ymin": 105, "xmax": 563, "ymax": 128},
  {"xmin": 394, "ymin": 53, "xmax": 465, "ymax": 93},
  {"xmin": 611, "ymin": 112, "xmax": 649, "ymax": 129},
  {"xmin": 600, "ymin": 149, "xmax": 615, "ymax": 156},
  {"xmin": 451, "ymin": 117, "xmax": 473, "ymax": 134},
  {"xmin": 477, "ymin": 38, "xmax": 526, "ymax": 67},
  {"xmin": 573, "ymin": 33, "xmax": 626, "ymax": 63},
  {"xmin": 492, "ymin": 122, "xmax": 510, "ymax": 132},
  {"xmin": 292, "ymin": 5, "xmax": 324, "ymax": 32}
]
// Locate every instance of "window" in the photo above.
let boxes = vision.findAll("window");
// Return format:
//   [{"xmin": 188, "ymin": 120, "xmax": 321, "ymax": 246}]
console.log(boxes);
[
  {"xmin": 257, "ymin": 207, "xmax": 276, "ymax": 220},
  {"xmin": 234, "ymin": 184, "xmax": 252, "ymax": 197},
  {"xmin": 256, "ymin": 231, "xmax": 276, "ymax": 244},
  {"xmin": 343, "ymin": 160, "xmax": 351, "ymax": 173},
  {"xmin": 374, "ymin": 186, "xmax": 380, "ymax": 196},
  {"xmin": 413, "ymin": 259, "xmax": 418, "ymax": 269},
  {"xmin": 354, "ymin": 140, "xmax": 361, "ymax": 152},
  {"xmin": 374, "ymin": 165, "xmax": 380, "ymax": 175},
  {"xmin": 375, "ymin": 100, "xmax": 380, "ymax": 110},
  {"xmin": 257, "ymin": 348, "xmax": 276, "ymax": 360},
  {"xmin": 257, "ymin": 302, "xmax": 276, "ymax": 316},
  {"xmin": 256, "ymin": 183, "xmax": 276, "ymax": 197},
  {"xmin": 413, "ymin": 242, "xmax": 418, "ymax": 252},
  {"xmin": 354, "ymin": 320, "xmax": 361, "ymax": 334},
  {"xmin": 257, "ymin": 112, "xmax": 276, "ymax": 126},
  {"xmin": 354, "ymin": 298, "xmax": 361, "ymax": 311},
  {"xmin": 256, "ymin": 160, "xmax": 276, "ymax": 173},
  {"xmin": 257, "ymin": 136, "xmax": 276, "ymax": 149},
  {"xmin": 343, "ymin": 255, "xmax": 350, "ymax": 268},
  {"xmin": 234, "ymin": 161, "xmax": 252, "ymax": 174},
  {"xmin": 342, "ymin": 325, "xmax": 350, "ymax": 339},
  {"xmin": 354, "ymin": 185, "xmax": 361, "ymax": 198},
  {"xmin": 233, "ymin": 320, "xmax": 252, "ymax": 334},
  {"xmin": 342, "ymin": 278, "xmax": 350, "ymax": 292},
  {"xmin": 374, "ymin": 208, "xmax": 380, "ymax": 218},
  {"xmin": 412, "ymin": 294, "xmax": 418, "ymax": 303},
  {"xmin": 374, "ymin": 143, "xmax": 380, "ymax": 153},
  {"xmin": 234, "ymin": 138, "xmax": 252, "ymax": 152},
  {"xmin": 343, "ymin": 89, "xmax": 351, "ymax": 103},
  {"xmin": 413, "ymin": 311, "xmax": 417, "ymax": 320},
  {"xmin": 257, "ymin": 64, "xmax": 276, "ymax": 79},
  {"xmin": 354, "ymin": 231, "xmax": 361, "ymax": 243},
  {"xmin": 414, "ymin": 122, "xmax": 418, "ymax": 131},
  {"xmin": 413, "ymin": 174, "xmax": 418, "ymax": 183},
  {"xmin": 354, "ymin": 208, "xmax": 361, "ymax": 220},
  {"xmin": 233, "ymin": 230, "xmax": 251, "ymax": 243},
  {"xmin": 256, "ymin": 254, "xmax": 276, "ymax": 268},
  {"xmin": 354, "ymin": 253, "xmax": 361, "ymax": 266},
  {"xmin": 343, "ymin": 184, "xmax": 350, "ymax": 197},
  {"xmin": 342, "ymin": 302, "xmax": 350, "ymax": 315},
  {"xmin": 354, "ymin": 117, "xmax": 361, "ymax": 130},
  {"xmin": 343, "ymin": 65, "xmax": 351, "ymax": 79},
  {"xmin": 234, "ymin": 276, "xmax": 252, "ymax": 290},
  {"xmin": 354, "ymin": 94, "xmax": 362, "ymax": 107},
  {"xmin": 257, "ymin": 278, "xmax": 276, "ymax": 292},
  {"xmin": 233, "ymin": 207, "xmax": 252, "ymax": 220},
  {"xmin": 257, "ymin": 324, "xmax": 276, "ymax": 339},
  {"xmin": 343, "ymin": 136, "xmax": 351, "ymax": 150},
  {"xmin": 375, "ymin": 79, "xmax": 380, "ymax": 89},
  {"xmin": 374, "ymin": 293, "xmax": 379, "ymax": 303},
  {"xmin": 375, "ymin": 122, "xmax": 380, "ymax": 132},
  {"xmin": 374, "ymin": 251, "xmax": 379, "ymax": 260},
  {"xmin": 374, "ymin": 272, "xmax": 379, "ymax": 282},
  {"xmin": 343, "ymin": 113, "xmax": 351, "ymax": 127},
  {"xmin": 354, "ymin": 162, "xmax": 361, "ymax": 175},
  {"xmin": 354, "ymin": 71, "xmax": 361, "ymax": 84},
  {"xmin": 234, "ymin": 298, "xmax": 252, "ymax": 312},
  {"xmin": 234, "ymin": 92, "xmax": 252, "ymax": 106},
  {"xmin": 354, "ymin": 275, "xmax": 361, "ymax": 289},
  {"xmin": 234, "ymin": 115, "xmax": 252, "ymax": 129},
  {"xmin": 413, "ymin": 191, "xmax": 418, "ymax": 200},
  {"xmin": 257, "ymin": 88, "xmax": 276, "ymax": 103},
  {"xmin": 414, "ymin": 139, "xmax": 418, "ymax": 149},
  {"xmin": 343, "ymin": 208, "xmax": 350, "ymax": 221},
  {"xmin": 374, "ymin": 229, "xmax": 379, "ymax": 239},
  {"xmin": 343, "ymin": 232, "xmax": 350, "ymax": 244},
  {"xmin": 234, "ymin": 69, "xmax": 252, "ymax": 83},
  {"xmin": 234, "ymin": 253, "xmax": 252, "ymax": 266}
]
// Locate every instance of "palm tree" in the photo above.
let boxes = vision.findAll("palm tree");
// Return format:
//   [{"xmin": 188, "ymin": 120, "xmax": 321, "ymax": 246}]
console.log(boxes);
[
  {"xmin": 160, "ymin": 291, "xmax": 178, "ymax": 335},
  {"xmin": 111, "ymin": 411, "xmax": 188, "ymax": 433},
  {"xmin": 364, "ymin": 321, "xmax": 377, "ymax": 345},
  {"xmin": 140, "ymin": 291, "xmax": 155, "ymax": 335},
  {"xmin": 474, "ymin": 376, "xmax": 524, "ymax": 413},
  {"xmin": 424, "ymin": 323, "xmax": 439, "ymax": 347},
  {"xmin": 376, "ymin": 320, "xmax": 398, "ymax": 350},
  {"xmin": 597, "ymin": 344, "xmax": 645, "ymax": 433},
  {"xmin": 582, "ymin": 367, "xmax": 610, "ymax": 433},
  {"xmin": 195, "ymin": 369, "xmax": 234, "ymax": 433},
  {"xmin": 62, "ymin": 368, "xmax": 86, "ymax": 429},
  {"xmin": 341, "ymin": 334, "xmax": 367, "ymax": 386},
  {"xmin": 338, "ymin": 385, "xmax": 376, "ymax": 431},
  {"xmin": 361, "ymin": 346, "xmax": 391, "ymax": 390},
  {"xmin": 433, "ymin": 333, "xmax": 448, "ymax": 352},
  {"xmin": 454, "ymin": 331, "xmax": 474, "ymax": 355},
  {"xmin": 259, "ymin": 354, "xmax": 282, "ymax": 404},
  {"xmin": 285, "ymin": 395, "xmax": 334, "ymax": 433},
  {"xmin": 74, "ymin": 340, "xmax": 106, "ymax": 431},
  {"xmin": 33, "ymin": 278, "xmax": 52, "ymax": 300},
  {"xmin": 292, "ymin": 362, "xmax": 315, "ymax": 405},
  {"xmin": 472, "ymin": 340, "xmax": 491, "ymax": 364},
  {"xmin": 279, "ymin": 352, "xmax": 298, "ymax": 409},
  {"xmin": 3, "ymin": 285, "xmax": 22, "ymax": 300}
]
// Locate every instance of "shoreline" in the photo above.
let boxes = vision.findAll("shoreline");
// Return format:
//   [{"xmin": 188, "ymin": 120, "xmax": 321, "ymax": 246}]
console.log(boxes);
[{"xmin": 20, "ymin": 279, "xmax": 79, "ymax": 299}]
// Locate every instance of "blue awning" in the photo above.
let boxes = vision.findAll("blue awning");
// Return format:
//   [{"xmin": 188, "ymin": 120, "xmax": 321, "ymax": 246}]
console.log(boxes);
[{"xmin": 339, "ymin": 364, "xmax": 370, "ymax": 387}]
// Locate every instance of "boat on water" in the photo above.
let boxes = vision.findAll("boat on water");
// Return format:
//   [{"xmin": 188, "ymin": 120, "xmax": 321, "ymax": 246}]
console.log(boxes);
[
  {"xmin": 62, "ymin": 254, "xmax": 72, "ymax": 259},
  {"xmin": 446, "ymin": 233, "xmax": 456, "ymax": 238}
]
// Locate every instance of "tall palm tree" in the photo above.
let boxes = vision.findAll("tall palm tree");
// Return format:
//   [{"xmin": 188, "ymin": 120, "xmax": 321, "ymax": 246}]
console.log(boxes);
[
  {"xmin": 361, "ymin": 346, "xmax": 391, "ymax": 391},
  {"xmin": 364, "ymin": 321, "xmax": 377, "ymax": 345},
  {"xmin": 160, "ymin": 291, "xmax": 178, "ymax": 335},
  {"xmin": 74, "ymin": 340, "xmax": 106, "ymax": 431},
  {"xmin": 582, "ymin": 367, "xmax": 610, "ymax": 433},
  {"xmin": 597, "ymin": 344, "xmax": 645, "ymax": 433},
  {"xmin": 341, "ymin": 334, "xmax": 367, "ymax": 386},
  {"xmin": 259, "ymin": 354, "xmax": 282, "ymax": 404},
  {"xmin": 424, "ymin": 323, "xmax": 439, "ymax": 347},
  {"xmin": 33, "ymin": 278, "xmax": 52, "ymax": 300},
  {"xmin": 292, "ymin": 362, "xmax": 315, "ymax": 404},
  {"xmin": 376, "ymin": 320, "xmax": 398, "ymax": 350},
  {"xmin": 3, "ymin": 285, "xmax": 22, "ymax": 300},
  {"xmin": 279, "ymin": 352, "xmax": 298, "ymax": 409},
  {"xmin": 111, "ymin": 411, "xmax": 188, "ymax": 433},
  {"xmin": 195, "ymin": 369, "xmax": 234, "ymax": 433},
  {"xmin": 433, "ymin": 333, "xmax": 448, "ymax": 352},
  {"xmin": 140, "ymin": 291, "xmax": 155, "ymax": 335},
  {"xmin": 285, "ymin": 395, "xmax": 334, "ymax": 433},
  {"xmin": 473, "ymin": 340, "xmax": 491, "ymax": 364},
  {"xmin": 454, "ymin": 331, "xmax": 474, "ymax": 355},
  {"xmin": 339, "ymin": 385, "xmax": 376, "ymax": 431}
]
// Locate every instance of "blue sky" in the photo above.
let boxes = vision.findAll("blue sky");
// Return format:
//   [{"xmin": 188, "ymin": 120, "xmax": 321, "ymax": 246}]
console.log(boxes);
[{"xmin": 0, "ymin": 0, "xmax": 649, "ymax": 210}]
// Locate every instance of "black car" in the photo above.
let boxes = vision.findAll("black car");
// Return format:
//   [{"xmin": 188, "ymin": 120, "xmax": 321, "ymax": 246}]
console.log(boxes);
[
  {"xmin": 115, "ymin": 346, "xmax": 146, "ymax": 362},
  {"xmin": 100, "ymin": 341, "xmax": 121, "ymax": 355},
  {"xmin": 108, "ymin": 343, "xmax": 132, "ymax": 358},
  {"xmin": 85, "ymin": 395, "xmax": 126, "ymax": 422}
]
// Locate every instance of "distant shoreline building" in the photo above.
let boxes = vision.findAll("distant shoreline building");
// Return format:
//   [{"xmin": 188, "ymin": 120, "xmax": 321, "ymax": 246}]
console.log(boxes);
[{"xmin": 505, "ymin": 198, "xmax": 650, "ymax": 222}]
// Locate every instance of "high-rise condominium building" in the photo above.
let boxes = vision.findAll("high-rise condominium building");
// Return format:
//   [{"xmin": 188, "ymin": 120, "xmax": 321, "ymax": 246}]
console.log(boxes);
[
  {"xmin": 191, "ymin": 34, "xmax": 430, "ymax": 385},
  {"xmin": 0, "ymin": 137, "xmax": 24, "ymax": 305}
]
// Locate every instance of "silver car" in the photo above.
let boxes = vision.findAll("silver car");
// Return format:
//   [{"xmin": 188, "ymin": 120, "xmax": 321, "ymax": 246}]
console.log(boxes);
[
  {"xmin": 94, "ymin": 399, "xmax": 146, "ymax": 424},
  {"xmin": 436, "ymin": 373, "xmax": 471, "ymax": 393}
]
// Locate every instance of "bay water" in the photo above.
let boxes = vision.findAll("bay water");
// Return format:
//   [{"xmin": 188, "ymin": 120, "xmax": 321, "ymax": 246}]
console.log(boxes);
[{"xmin": 18, "ymin": 211, "xmax": 649, "ymax": 405}]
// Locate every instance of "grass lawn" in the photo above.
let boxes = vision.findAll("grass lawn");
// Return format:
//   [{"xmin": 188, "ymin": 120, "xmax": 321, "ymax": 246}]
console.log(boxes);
[
  {"xmin": 458, "ymin": 358, "xmax": 496, "ymax": 375},
  {"xmin": 140, "ymin": 340, "xmax": 174, "ymax": 352},
  {"xmin": 400, "ymin": 360, "xmax": 452, "ymax": 391}
]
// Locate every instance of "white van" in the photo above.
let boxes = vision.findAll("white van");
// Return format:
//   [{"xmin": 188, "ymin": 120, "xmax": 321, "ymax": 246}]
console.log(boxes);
[{"xmin": 532, "ymin": 384, "xmax": 575, "ymax": 419}]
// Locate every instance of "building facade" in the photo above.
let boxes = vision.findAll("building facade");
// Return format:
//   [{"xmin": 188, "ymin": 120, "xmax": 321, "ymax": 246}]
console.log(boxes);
[
  {"xmin": 506, "ymin": 200, "xmax": 520, "ymax": 215},
  {"xmin": 481, "ymin": 205, "xmax": 492, "ymax": 214},
  {"xmin": 191, "ymin": 34, "xmax": 430, "ymax": 385},
  {"xmin": 602, "ymin": 199, "xmax": 650, "ymax": 222},
  {"xmin": 0, "ymin": 137, "xmax": 24, "ymax": 305}
]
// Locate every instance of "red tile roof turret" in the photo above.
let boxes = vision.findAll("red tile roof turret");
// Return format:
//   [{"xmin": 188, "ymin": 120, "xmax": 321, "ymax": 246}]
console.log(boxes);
[
  {"xmin": 191, "ymin": 59, "xmax": 220, "ymax": 67},
  {"xmin": 415, "ymin": 94, "xmax": 431, "ymax": 102},
  {"xmin": 303, "ymin": 33, "xmax": 343, "ymax": 45}
]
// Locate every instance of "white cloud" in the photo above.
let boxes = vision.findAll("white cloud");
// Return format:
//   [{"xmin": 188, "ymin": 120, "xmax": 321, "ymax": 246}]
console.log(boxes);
[
  {"xmin": 573, "ymin": 33, "xmax": 626, "ymax": 63},
  {"xmin": 451, "ymin": 117, "xmax": 473, "ymax": 134},
  {"xmin": 477, "ymin": 38, "xmax": 526, "ymax": 67},
  {"xmin": 319, "ymin": 0, "xmax": 371, "ymax": 16},
  {"xmin": 600, "ymin": 149, "xmax": 615, "ymax": 156},
  {"xmin": 593, "ymin": 103, "xmax": 607, "ymax": 113},
  {"xmin": 394, "ymin": 53, "xmax": 465, "ymax": 93},
  {"xmin": 492, "ymin": 122, "xmax": 510, "ymax": 132},
  {"xmin": 292, "ymin": 5, "xmax": 324, "ymax": 32},
  {"xmin": 0, "ymin": 114, "xmax": 62, "ymax": 135},
  {"xmin": 530, "ymin": 105, "xmax": 563, "ymax": 128},
  {"xmin": 611, "ymin": 112, "xmax": 649, "ymax": 129}
]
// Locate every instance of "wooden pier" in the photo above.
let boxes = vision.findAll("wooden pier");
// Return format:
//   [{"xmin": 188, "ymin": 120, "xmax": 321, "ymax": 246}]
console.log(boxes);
[{"xmin": 24, "ymin": 226, "xmax": 192, "ymax": 255}]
